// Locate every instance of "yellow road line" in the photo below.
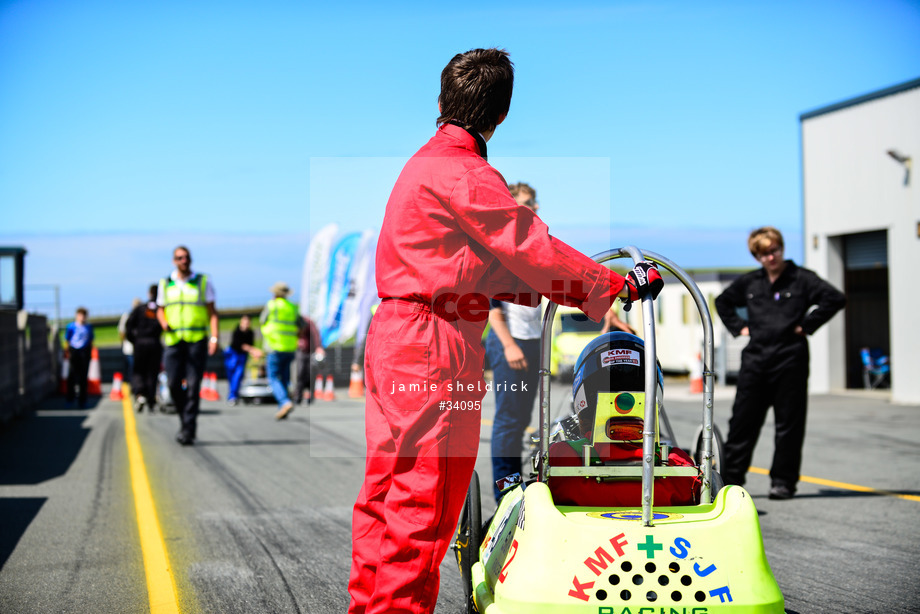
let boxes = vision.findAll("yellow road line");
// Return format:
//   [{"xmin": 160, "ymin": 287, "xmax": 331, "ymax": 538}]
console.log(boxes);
[
  {"xmin": 747, "ymin": 466, "xmax": 920, "ymax": 502},
  {"xmin": 487, "ymin": 421, "xmax": 919, "ymax": 502},
  {"xmin": 121, "ymin": 385, "xmax": 181, "ymax": 613}
]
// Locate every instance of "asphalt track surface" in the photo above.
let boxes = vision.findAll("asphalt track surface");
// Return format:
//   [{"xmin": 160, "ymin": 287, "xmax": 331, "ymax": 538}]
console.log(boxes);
[{"xmin": 0, "ymin": 379, "xmax": 918, "ymax": 613}]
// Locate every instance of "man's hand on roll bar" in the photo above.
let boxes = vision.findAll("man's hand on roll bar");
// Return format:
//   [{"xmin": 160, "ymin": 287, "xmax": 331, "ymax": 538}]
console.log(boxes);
[{"xmin": 620, "ymin": 262, "xmax": 664, "ymax": 311}]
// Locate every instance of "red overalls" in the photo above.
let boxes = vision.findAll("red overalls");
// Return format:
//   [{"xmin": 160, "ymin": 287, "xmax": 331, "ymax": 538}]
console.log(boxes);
[{"xmin": 347, "ymin": 124, "xmax": 625, "ymax": 613}]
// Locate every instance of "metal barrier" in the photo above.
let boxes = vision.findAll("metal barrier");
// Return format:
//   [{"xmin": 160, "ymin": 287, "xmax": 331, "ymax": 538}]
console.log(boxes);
[
  {"xmin": 0, "ymin": 311, "xmax": 56, "ymax": 425},
  {"xmin": 0, "ymin": 310, "xmax": 359, "ymax": 425}
]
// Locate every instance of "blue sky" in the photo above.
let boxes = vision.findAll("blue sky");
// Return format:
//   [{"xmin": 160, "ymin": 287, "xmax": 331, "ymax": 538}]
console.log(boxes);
[{"xmin": 1, "ymin": 0, "xmax": 919, "ymax": 318}]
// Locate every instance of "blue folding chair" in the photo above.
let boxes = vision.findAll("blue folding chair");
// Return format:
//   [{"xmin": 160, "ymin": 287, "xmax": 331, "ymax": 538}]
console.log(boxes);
[{"xmin": 860, "ymin": 347, "xmax": 890, "ymax": 389}]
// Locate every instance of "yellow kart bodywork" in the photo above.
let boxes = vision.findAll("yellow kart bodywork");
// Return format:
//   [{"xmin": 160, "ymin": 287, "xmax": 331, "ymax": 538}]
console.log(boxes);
[
  {"xmin": 465, "ymin": 247, "xmax": 784, "ymax": 614},
  {"xmin": 472, "ymin": 483, "xmax": 784, "ymax": 614}
]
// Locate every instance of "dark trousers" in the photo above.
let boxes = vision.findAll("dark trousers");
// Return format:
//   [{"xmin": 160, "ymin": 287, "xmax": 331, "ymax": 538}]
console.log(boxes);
[
  {"xmin": 164, "ymin": 339, "xmax": 208, "ymax": 440},
  {"xmin": 223, "ymin": 349, "xmax": 248, "ymax": 401},
  {"xmin": 67, "ymin": 346, "xmax": 92, "ymax": 406},
  {"xmin": 485, "ymin": 332, "xmax": 541, "ymax": 502},
  {"xmin": 132, "ymin": 340, "xmax": 163, "ymax": 403},
  {"xmin": 723, "ymin": 362, "xmax": 809, "ymax": 489},
  {"xmin": 123, "ymin": 353, "xmax": 135, "ymax": 381},
  {"xmin": 266, "ymin": 351, "xmax": 295, "ymax": 406},
  {"xmin": 293, "ymin": 350, "xmax": 315, "ymax": 403}
]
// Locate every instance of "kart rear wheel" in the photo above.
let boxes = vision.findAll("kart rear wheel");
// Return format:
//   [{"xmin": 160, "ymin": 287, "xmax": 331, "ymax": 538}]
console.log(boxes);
[{"xmin": 454, "ymin": 470, "xmax": 481, "ymax": 614}]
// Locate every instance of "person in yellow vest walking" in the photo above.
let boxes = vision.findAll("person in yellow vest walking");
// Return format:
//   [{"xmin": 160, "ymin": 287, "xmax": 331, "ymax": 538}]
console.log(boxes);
[
  {"xmin": 157, "ymin": 245, "xmax": 219, "ymax": 446},
  {"xmin": 260, "ymin": 281, "xmax": 305, "ymax": 420}
]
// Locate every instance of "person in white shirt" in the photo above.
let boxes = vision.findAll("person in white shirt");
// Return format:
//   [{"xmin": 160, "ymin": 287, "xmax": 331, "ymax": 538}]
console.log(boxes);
[{"xmin": 484, "ymin": 183, "xmax": 545, "ymax": 502}]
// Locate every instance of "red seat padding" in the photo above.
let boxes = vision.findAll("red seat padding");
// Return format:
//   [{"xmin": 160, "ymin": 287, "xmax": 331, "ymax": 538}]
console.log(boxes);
[{"xmin": 547, "ymin": 441, "xmax": 700, "ymax": 507}]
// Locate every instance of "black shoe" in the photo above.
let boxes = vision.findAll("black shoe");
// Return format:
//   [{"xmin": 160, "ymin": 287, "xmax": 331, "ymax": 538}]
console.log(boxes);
[
  {"xmin": 176, "ymin": 432, "xmax": 194, "ymax": 446},
  {"xmin": 768, "ymin": 484, "xmax": 795, "ymax": 500}
]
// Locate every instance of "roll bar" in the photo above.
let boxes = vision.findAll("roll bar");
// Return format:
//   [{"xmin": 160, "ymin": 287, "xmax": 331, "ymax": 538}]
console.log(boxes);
[{"xmin": 538, "ymin": 247, "xmax": 715, "ymax": 526}]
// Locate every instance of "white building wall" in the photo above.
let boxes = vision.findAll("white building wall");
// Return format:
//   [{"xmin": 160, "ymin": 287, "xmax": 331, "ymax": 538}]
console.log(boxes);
[
  {"xmin": 634, "ymin": 277, "xmax": 748, "ymax": 378},
  {"xmin": 801, "ymin": 83, "xmax": 920, "ymax": 403}
]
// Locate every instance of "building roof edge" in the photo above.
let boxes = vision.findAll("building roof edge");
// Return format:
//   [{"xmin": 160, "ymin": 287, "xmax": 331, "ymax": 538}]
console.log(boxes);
[{"xmin": 800, "ymin": 76, "xmax": 920, "ymax": 121}]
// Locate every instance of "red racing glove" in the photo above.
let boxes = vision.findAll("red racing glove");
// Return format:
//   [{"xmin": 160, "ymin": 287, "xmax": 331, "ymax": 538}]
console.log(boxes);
[{"xmin": 622, "ymin": 262, "xmax": 663, "ymax": 311}]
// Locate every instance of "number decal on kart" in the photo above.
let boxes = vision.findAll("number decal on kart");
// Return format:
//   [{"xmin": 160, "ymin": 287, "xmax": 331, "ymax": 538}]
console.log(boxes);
[{"xmin": 498, "ymin": 539, "xmax": 518, "ymax": 583}]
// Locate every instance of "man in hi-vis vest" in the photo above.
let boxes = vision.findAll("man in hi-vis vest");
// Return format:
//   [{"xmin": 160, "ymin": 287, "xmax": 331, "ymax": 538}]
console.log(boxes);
[
  {"xmin": 260, "ymin": 281, "xmax": 305, "ymax": 420},
  {"xmin": 157, "ymin": 245, "xmax": 219, "ymax": 446}
]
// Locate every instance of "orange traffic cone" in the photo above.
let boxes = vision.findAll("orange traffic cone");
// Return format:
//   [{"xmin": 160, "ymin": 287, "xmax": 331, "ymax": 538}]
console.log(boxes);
[
  {"xmin": 87, "ymin": 348, "xmax": 102, "ymax": 396},
  {"xmin": 348, "ymin": 369, "xmax": 365, "ymax": 398},
  {"xmin": 110, "ymin": 372, "xmax": 124, "ymax": 400},
  {"xmin": 323, "ymin": 374, "xmax": 336, "ymax": 401},
  {"xmin": 209, "ymin": 372, "xmax": 221, "ymax": 400},
  {"xmin": 314, "ymin": 375, "xmax": 325, "ymax": 401},
  {"xmin": 689, "ymin": 352, "xmax": 704, "ymax": 394},
  {"xmin": 200, "ymin": 372, "xmax": 219, "ymax": 401}
]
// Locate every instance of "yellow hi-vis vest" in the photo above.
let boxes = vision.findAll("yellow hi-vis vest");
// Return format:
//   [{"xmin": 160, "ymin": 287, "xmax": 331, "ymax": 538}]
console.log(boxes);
[
  {"xmin": 261, "ymin": 297, "xmax": 300, "ymax": 352},
  {"xmin": 160, "ymin": 274, "xmax": 210, "ymax": 346}
]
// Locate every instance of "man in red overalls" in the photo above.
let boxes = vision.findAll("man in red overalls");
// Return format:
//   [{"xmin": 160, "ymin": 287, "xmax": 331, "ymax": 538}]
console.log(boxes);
[{"xmin": 347, "ymin": 48, "xmax": 662, "ymax": 614}]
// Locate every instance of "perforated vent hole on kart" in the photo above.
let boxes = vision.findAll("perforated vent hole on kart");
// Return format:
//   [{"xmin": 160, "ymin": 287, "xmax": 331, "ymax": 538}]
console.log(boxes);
[{"xmin": 593, "ymin": 559, "xmax": 702, "ymax": 604}]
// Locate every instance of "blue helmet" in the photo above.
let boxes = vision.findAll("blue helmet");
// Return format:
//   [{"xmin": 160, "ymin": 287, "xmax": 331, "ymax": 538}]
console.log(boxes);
[{"xmin": 572, "ymin": 332, "xmax": 663, "ymax": 416}]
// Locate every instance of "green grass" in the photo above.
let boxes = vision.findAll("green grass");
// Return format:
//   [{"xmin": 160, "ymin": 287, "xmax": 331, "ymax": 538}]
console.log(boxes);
[
  {"xmin": 85, "ymin": 315, "xmax": 261, "ymax": 348},
  {"xmin": 90, "ymin": 325, "xmax": 123, "ymax": 347}
]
